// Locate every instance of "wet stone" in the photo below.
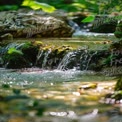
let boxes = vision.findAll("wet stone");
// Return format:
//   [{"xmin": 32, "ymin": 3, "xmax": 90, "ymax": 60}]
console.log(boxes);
[{"xmin": 0, "ymin": 10, "xmax": 74, "ymax": 39}]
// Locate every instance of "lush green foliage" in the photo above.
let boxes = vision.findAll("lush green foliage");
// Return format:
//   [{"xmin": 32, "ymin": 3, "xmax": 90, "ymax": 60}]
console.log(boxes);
[
  {"xmin": 22, "ymin": 0, "xmax": 56, "ymax": 13},
  {"xmin": 81, "ymin": 15, "xmax": 95, "ymax": 22},
  {"xmin": 0, "ymin": 0, "xmax": 122, "ymax": 14},
  {"xmin": 36, "ymin": 0, "xmax": 122, "ymax": 14},
  {"xmin": 7, "ymin": 48, "xmax": 23, "ymax": 55}
]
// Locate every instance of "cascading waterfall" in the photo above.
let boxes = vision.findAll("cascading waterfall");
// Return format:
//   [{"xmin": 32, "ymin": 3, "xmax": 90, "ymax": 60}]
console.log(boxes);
[
  {"xmin": 80, "ymin": 49, "xmax": 98, "ymax": 70},
  {"xmin": 57, "ymin": 49, "xmax": 100, "ymax": 71},
  {"xmin": 35, "ymin": 47, "xmax": 100, "ymax": 71},
  {"xmin": 0, "ymin": 41, "xmax": 106, "ymax": 71},
  {"xmin": 35, "ymin": 49, "xmax": 52, "ymax": 68},
  {"xmin": 57, "ymin": 51, "xmax": 75, "ymax": 70},
  {"xmin": 57, "ymin": 49, "xmax": 90, "ymax": 70},
  {"xmin": 85, "ymin": 51, "xmax": 98, "ymax": 70}
]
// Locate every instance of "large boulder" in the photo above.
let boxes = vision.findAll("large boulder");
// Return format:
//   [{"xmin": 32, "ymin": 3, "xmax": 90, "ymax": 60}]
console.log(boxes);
[
  {"xmin": 89, "ymin": 16, "xmax": 117, "ymax": 33},
  {"xmin": 0, "ymin": 10, "xmax": 74, "ymax": 39}
]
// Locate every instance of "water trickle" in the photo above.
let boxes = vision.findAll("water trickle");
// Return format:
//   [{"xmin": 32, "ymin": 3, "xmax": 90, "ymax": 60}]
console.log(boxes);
[
  {"xmin": 57, "ymin": 48, "xmax": 99, "ymax": 71},
  {"xmin": 36, "ymin": 47, "xmax": 95, "ymax": 70},
  {"xmin": 35, "ymin": 50, "xmax": 44, "ymax": 65},
  {"xmin": 42, "ymin": 49, "xmax": 52, "ymax": 68},
  {"xmin": 68, "ymin": 20, "xmax": 81, "ymax": 32},
  {"xmin": 57, "ymin": 51, "xmax": 75, "ymax": 70},
  {"xmin": 84, "ymin": 50, "xmax": 98, "ymax": 70}
]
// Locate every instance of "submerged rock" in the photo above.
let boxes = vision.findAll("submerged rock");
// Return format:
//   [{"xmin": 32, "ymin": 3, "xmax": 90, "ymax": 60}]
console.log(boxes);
[{"xmin": 78, "ymin": 83, "xmax": 97, "ymax": 90}]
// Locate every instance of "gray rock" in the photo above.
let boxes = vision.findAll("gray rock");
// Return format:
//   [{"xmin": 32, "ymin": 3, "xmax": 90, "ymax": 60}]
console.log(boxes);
[{"xmin": 0, "ymin": 10, "xmax": 74, "ymax": 38}]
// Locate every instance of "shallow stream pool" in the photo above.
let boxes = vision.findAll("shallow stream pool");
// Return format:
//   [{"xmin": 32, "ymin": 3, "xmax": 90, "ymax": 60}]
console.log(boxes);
[{"xmin": 0, "ymin": 68, "xmax": 122, "ymax": 122}]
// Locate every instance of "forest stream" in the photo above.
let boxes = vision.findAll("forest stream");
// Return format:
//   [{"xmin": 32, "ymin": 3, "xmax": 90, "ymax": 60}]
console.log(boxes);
[
  {"xmin": 0, "ymin": 34, "xmax": 122, "ymax": 122},
  {"xmin": 0, "ymin": 0, "xmax": 122, "ymax": 121}
]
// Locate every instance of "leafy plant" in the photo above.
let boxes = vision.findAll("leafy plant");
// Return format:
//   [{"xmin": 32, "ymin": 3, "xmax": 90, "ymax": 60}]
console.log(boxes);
[
  {"xmin": 3, "ymin": 46, "xmax": 28, "ymax": 68},
  {"xmin": 81, "ymin": 15, "xmax": 95, "ymax": 23},
  {"xmin": 71, "ymin": 3, "xmax": 86, "ymax": 9},
  {"xmin": 22, "ymin": 0, "xmax": 56, "ymax": 13},
  {"xmin": 7, "ymin": 48, "xmax": 23, "ymax": 55},
  {"xmin": 102, "ymin": 55, "xmax": 115, "ymax": 66}
]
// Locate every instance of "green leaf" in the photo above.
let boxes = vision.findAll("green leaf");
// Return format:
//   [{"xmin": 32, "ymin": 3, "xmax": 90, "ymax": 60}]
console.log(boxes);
[
  {"xmin": 8, "ymin": 48, "xmax": 23, "ymax": 55},
  {"xmin": 22, "ymin": 0, "xmax": 56, "ymax": 13},
  {"xmin": 71, "ymin": 3, "xmax": 86, "ymax": 9},
  {"xmin": 82, "ymin": 16, "xmax": 95, "ymax": 23}
]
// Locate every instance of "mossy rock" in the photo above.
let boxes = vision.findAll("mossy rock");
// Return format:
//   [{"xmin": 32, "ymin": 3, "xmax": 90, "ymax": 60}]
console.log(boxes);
[
  {"xmin": 90, "ymin": 16, "xmax": 117, "ymax": 33},
  {"xmin": 1, "ymin": 42, "xmax": 39, "ymax": 68},
  {"xmin": 35, "ymin": 45, "xmax": 72, "ymax": 69},
  {"xmin": 0, "ymin": 10, "xmax": 74, "ymax": 38},
  {"xmin": 0, "ymin": 42, "xmax": 73, "ymax": 69},
  {"xmin": 114, "ymin": 21, "xmax": 122, "ymax": 39},
  {"xmin": 115, "ymin": 76, "xmax": 122, "ymax": 91}
]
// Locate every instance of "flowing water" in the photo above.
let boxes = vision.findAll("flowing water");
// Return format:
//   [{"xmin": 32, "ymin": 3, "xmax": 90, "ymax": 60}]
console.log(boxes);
[
  {"xmin": 0, "ymin": 68, "xmax": 121, "ymax": 122},
  {"xmin": 0, "ymin": 34, "xmax": 122, "ymax": 122}
]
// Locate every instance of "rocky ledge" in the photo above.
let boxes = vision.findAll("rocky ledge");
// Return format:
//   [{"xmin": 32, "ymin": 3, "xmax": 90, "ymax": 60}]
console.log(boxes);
[{"xmin": 0, "ymin": 9, "xmax": 74, "ymax": 39}]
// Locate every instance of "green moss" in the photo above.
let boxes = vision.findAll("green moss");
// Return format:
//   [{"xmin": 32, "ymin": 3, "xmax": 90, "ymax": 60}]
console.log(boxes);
[
  {"xmin": 2, "ymin": 42, "xmax": 40, "ymax": 68},
  {"xmin": 115, "ymin": 76, "xmax": 122, "ymax": 91},
  {"xmin": 114, "ymin": 31, "xmax": 122, "ymax": 38}
]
